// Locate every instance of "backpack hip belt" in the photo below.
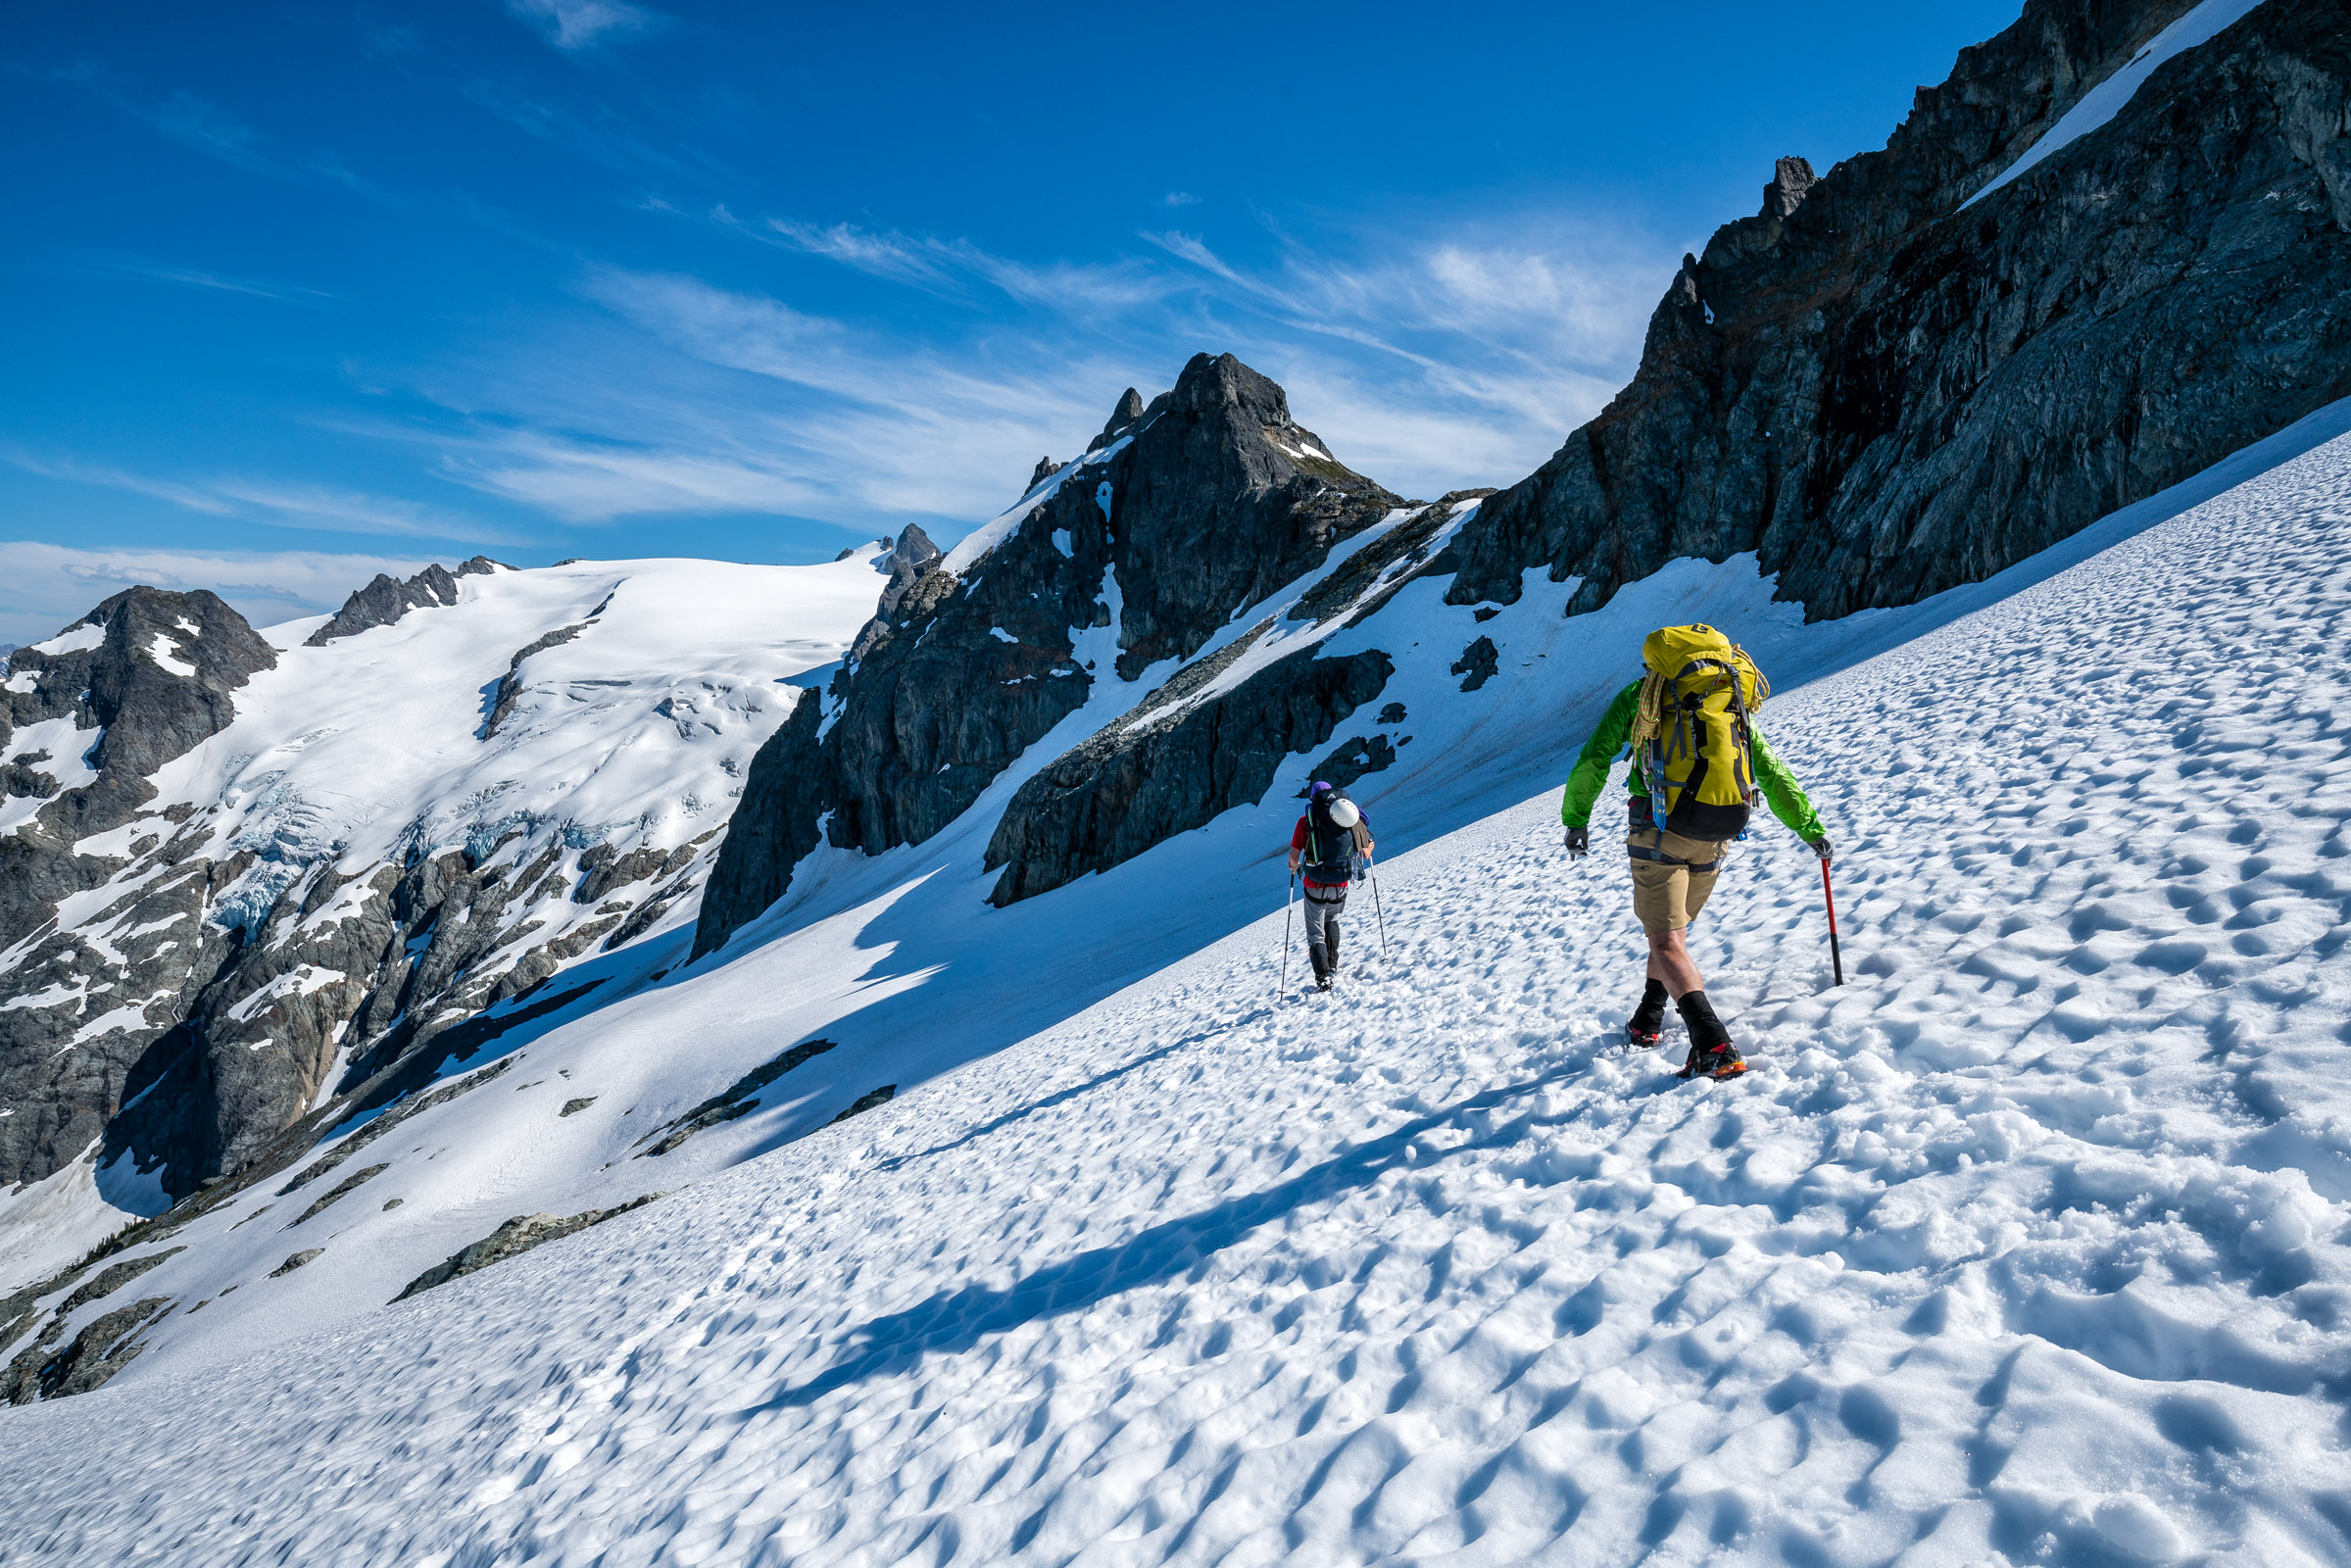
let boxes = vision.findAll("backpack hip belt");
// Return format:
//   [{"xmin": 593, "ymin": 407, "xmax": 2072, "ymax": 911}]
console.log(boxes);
[{"xmin": 1628, "ymin": 843, "xmax": 1722, "ymax": 874}]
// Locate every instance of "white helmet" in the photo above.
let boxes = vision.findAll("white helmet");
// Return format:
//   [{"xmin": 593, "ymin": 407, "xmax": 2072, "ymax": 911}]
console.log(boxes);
[{"xmin": 1327, "ymin": 798, "xmax": 1360, "ymax": 828}]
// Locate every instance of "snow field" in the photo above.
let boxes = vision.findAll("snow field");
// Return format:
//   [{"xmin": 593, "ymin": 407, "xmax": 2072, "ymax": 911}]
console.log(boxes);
[{"xmin": 3, "ymin": 431, "xmax": 2349, "ymax": 1562}]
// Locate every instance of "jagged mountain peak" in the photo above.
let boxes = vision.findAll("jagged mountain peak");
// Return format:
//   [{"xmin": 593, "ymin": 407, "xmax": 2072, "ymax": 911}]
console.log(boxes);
[
  {"xmin": 2, "ymin": 586, "xmax": 277, "ymax": 947},
  {"xmin": 1090, "ymin": 386, "xmax": 1147, "ymax": 451},
  {"xmin": 697, "ymin": 351, "xmax": 1407, "ymax": 949},
  {"xmin": 305, "ymin": 555, "xmax": 507, "ymax": 648}
]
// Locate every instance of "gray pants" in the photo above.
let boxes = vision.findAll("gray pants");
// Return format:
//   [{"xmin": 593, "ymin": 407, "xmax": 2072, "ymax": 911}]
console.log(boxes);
[{"xmin": 1303, "ymin": 884, "xmax": 1347, "ymax": 979}]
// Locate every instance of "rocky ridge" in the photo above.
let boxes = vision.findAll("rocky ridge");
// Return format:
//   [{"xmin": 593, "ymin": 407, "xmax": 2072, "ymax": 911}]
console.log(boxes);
[
  {"xmin": 698, "ymin": 351, "xmax": 1407, "ymax": 951},
  {"xmin": 305, "ymin": 557, "xmax": 504, "ymax": 647}
]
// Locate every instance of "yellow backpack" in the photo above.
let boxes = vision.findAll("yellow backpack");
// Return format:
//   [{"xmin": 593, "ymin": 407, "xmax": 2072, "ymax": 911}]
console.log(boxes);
[{"xmin": 1629, "ymin": 624, "xmax": 1769, "ymax": 842}]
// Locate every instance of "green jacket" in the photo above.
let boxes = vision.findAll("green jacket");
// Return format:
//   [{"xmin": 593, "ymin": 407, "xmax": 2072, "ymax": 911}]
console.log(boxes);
[{"xmin": 1559, "ymin": 678, "xmax": 1824, "ymax": 840}]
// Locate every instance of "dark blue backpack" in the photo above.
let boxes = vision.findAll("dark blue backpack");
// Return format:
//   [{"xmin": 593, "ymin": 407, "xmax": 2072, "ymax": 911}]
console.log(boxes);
[{"xmin": 1302, "ymin": 796, "xmax": 1360, "ymax": 880}]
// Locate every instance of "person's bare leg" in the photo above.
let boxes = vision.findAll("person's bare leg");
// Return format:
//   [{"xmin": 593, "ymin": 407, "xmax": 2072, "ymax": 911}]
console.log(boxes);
[{"xmin": 1646, "ymin": 926, "xmax": 1705, "ymax": 997}]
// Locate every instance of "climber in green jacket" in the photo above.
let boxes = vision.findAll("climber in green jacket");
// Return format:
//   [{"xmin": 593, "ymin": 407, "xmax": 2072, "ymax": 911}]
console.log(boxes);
[{"xmin": 1559, "ymin": 625, "xmax": 1830, "ymax": 1079}]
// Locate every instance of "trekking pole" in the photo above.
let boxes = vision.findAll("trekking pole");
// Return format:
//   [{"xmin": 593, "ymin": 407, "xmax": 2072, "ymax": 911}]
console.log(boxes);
[
  {"xmin": 1820, "ymin": 858, "xmax": 1844, "ymax": 987},
  {"xmin": 1279, "ymin": 870, "xmax": 1296, "ymax": 1003},
  {"xmin": 1370, "ymin": 865, "xmax": 1390, "ymax": 962}
]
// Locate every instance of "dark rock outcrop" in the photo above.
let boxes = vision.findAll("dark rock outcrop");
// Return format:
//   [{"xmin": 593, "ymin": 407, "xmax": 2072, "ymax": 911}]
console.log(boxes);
[
  {"xmin": 693, "ymin": 691, "xmax": 827, "ymax": 953},
  {"xmin": 983, "ymin": 649, "xmax": 1394, "ymax": 906},
  {"xmin": 2, "ymin": 1296, "xmax": 171, "ymax": 1403},
  {"xmin": 1451, "ymin": 636, "xmax": 1498, "ymax": 692},
  {"xmin": 1102, "ymin": 355, "xmax": 1396, "ymax": 678},
  {"xmin": 1445, "ymin": 0, "xmax": 2351, "ymax": 620},
  {"xmin": 698, "ymin": 353, "xmax": 1397, "ymax": 955},
  {"xmin": 391, "ymin": 1192, "xmax": 660, "ymax": 1301},
  {"xmin": 0, "ymin": 588, "xmax": 277, "ymax": 1191},
  {"xmin": 830, "ymin": 1084, "xmax": 896, "ymax": 1123},
  {"xmin": 305, "ymin": 557, "xmax": 503, "ymax": 646},
  {"xmin": 634, "ymin": 1036, "xmax": 837, "ymax": 1157},
  {"xmin": 849, "ymin": 524, "xmax": 946, "ymax": 662},
  {"xmin": 483, "ymin": 622, "xmax": 588, "ymax": 738}
]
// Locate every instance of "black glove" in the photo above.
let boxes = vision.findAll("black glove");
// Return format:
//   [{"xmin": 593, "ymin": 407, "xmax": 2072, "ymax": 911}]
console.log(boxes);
[
  {"xmin": 1807, "ymin": 835, "xmax": 1832, "ymax": 864},
  {"xmin": 1564, "ymin": 824, "xmax": 1590, "ymax": 858}
]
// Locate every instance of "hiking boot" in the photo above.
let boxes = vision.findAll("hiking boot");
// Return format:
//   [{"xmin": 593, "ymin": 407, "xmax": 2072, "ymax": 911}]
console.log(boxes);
[
  {"xmin": 1628, "ymin": 978, "xmax": 1669, "ymax": 1048},
  {"xmin": 1678, "ymin": 1041, "xmax": 1747, "ymax": 1080}
]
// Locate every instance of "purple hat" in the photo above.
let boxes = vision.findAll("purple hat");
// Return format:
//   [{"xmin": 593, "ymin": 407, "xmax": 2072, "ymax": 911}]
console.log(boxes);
[{"xmin": 1309, "ymin": 780, "xmax": 1334, "ymax": 795}]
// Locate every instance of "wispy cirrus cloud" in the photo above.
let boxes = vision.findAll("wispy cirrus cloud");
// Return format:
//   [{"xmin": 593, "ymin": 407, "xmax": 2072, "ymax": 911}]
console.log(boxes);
[
  {"xmin": 44, "ymin": 251, "xmax": 338, "ymax": 305},
  {"xmin": 742, "ymin": 211, "xmax": 1668, "ymax": 497},
  {"xmin": 752, "ymin": 217, "xmax": 1168, "ymax": 313},
  {"xmin": 508, "ymin": 0, "xmax": 661, "ymax": 52},
  {"xmin": 4, "ymin": 452, "xmax": 523, "ymax": 544},
  {"xmin": 407, "ymin": 268, "xmax": 1129, "ymax": 526},
  {"xmin": 0, "ymin": 541, "xmax": 431, "ymax": 644},
  {"xmin": 50, "ymin": 65, "xmax": 387, "ymax": 201},
  {"xmin": 405, "ymin": 190, "xmax": 1674, "ymax": 543}
]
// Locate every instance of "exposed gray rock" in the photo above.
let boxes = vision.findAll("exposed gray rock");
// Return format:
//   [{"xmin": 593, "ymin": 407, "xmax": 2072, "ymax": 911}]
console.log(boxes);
[
  {"xmin": 850, "ymin": 524, "xmax": 948, "ymax": 662},
  {"xmin": 0, "ymin": 587, "xmax": 277, "ymax": 1192},
  {"xmin": 52, "ymin": 1248, "xmax": 182, "ymax": 1317},
  {"xmin": 636, "ymin": 1037, "xmax": 836, "ymax": 1157},
  {"xmin": 1027, "ymin": 456, "xmax": 1060, "ymax": 491},
  {"xmin": 1308, "ymin": 733, "xmax": 1398, "ymax": 791},
  {"xmin": 575, "ymin": 840, "xmax": 667, "ymax": 904},
  {"xmin": 559, "ymin": 1097, "xmax": 596, "ymax": 1117},
  {"xmin": 698, "ymin": 354, "xmax": 1396, "ymax": 955},
  {"xmin": 305, "ymin": 556, "xmax": 503, "ymax": 647},
  {"xmin": 482, "ymin": 622, "xmax": 588, "ymax": 738},
  {"xmin": 291, "ymin": 1163, "xmax": 387, "ymax": 1225},
  {"xmin": 269, "ymin": 1249, "xmax": 321, "ymax": 1277},
  {"xmin": 983, "ymin": 648, "xmax": 1394, "ymax": 906},
  {"xmin": 693, "ymin": 691, "xmax": 826, "ymax": 956},
  {"xmin": 1451, "ymin": 636, "xmax": 1498, "ymax": 692},
  {"xmin": 830, "ymin": 1085, "xmax": 896, "ymax": 1123},
  {"xmin": 3, "ymin": 1295, "xmax": 171, "ymax": 1403},
  {"xmin": 1289, "ymin": 494, "xmax": 1477, "ymax": 629},
  {"xmin": 1102, "ymin": 354, "xmax": 1396, "ymax": 678},
  {"xmin": 1092, "ymin": 387, "xmax": 1147, "ymax": 450},
  {"xmin": 1444, "ymin": 0, "xmax": 2350, "ymax": 622},
  {"xmin": 391, "ymin": 1193, "xmax": 661, "ymax": 1301}
]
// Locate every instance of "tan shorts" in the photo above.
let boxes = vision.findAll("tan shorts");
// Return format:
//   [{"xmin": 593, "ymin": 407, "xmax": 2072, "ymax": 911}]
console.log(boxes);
[{"xmin": 1628, "ymin": 828, "xmax": 1727, "ymax": 935}]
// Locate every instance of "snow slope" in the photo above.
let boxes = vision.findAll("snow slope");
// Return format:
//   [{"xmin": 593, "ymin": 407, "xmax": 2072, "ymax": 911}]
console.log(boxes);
[{"xmin": 3, "ymin": 420, "xmax": 2348, "ymax": 1558}]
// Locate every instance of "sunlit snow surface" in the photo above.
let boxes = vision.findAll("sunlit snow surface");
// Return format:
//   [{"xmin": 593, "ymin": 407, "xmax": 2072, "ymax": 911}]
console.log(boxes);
[{"xmin": 7, "ymin": 420, "xmax": 2351, "ymax": 1562}]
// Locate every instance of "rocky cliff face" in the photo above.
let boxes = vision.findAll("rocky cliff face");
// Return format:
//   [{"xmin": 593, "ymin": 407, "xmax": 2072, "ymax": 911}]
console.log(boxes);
[
  {"xmin": 1445, "ymin": 0, "xmax": 2351, "ymax": 619},
  {"xmin": 696, "ymin": 352, "xmax": 1401, "ymax": 952},
  {"xmin": 0, "ymin": 589, "xmax": 278, "ymax": 1192}
]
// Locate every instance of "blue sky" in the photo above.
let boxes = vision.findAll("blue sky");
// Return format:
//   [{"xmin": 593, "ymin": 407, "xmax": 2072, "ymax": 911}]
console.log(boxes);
[{"xmin": 0, "ymin": 0, "xmax": 2020, "ymax": 642}]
